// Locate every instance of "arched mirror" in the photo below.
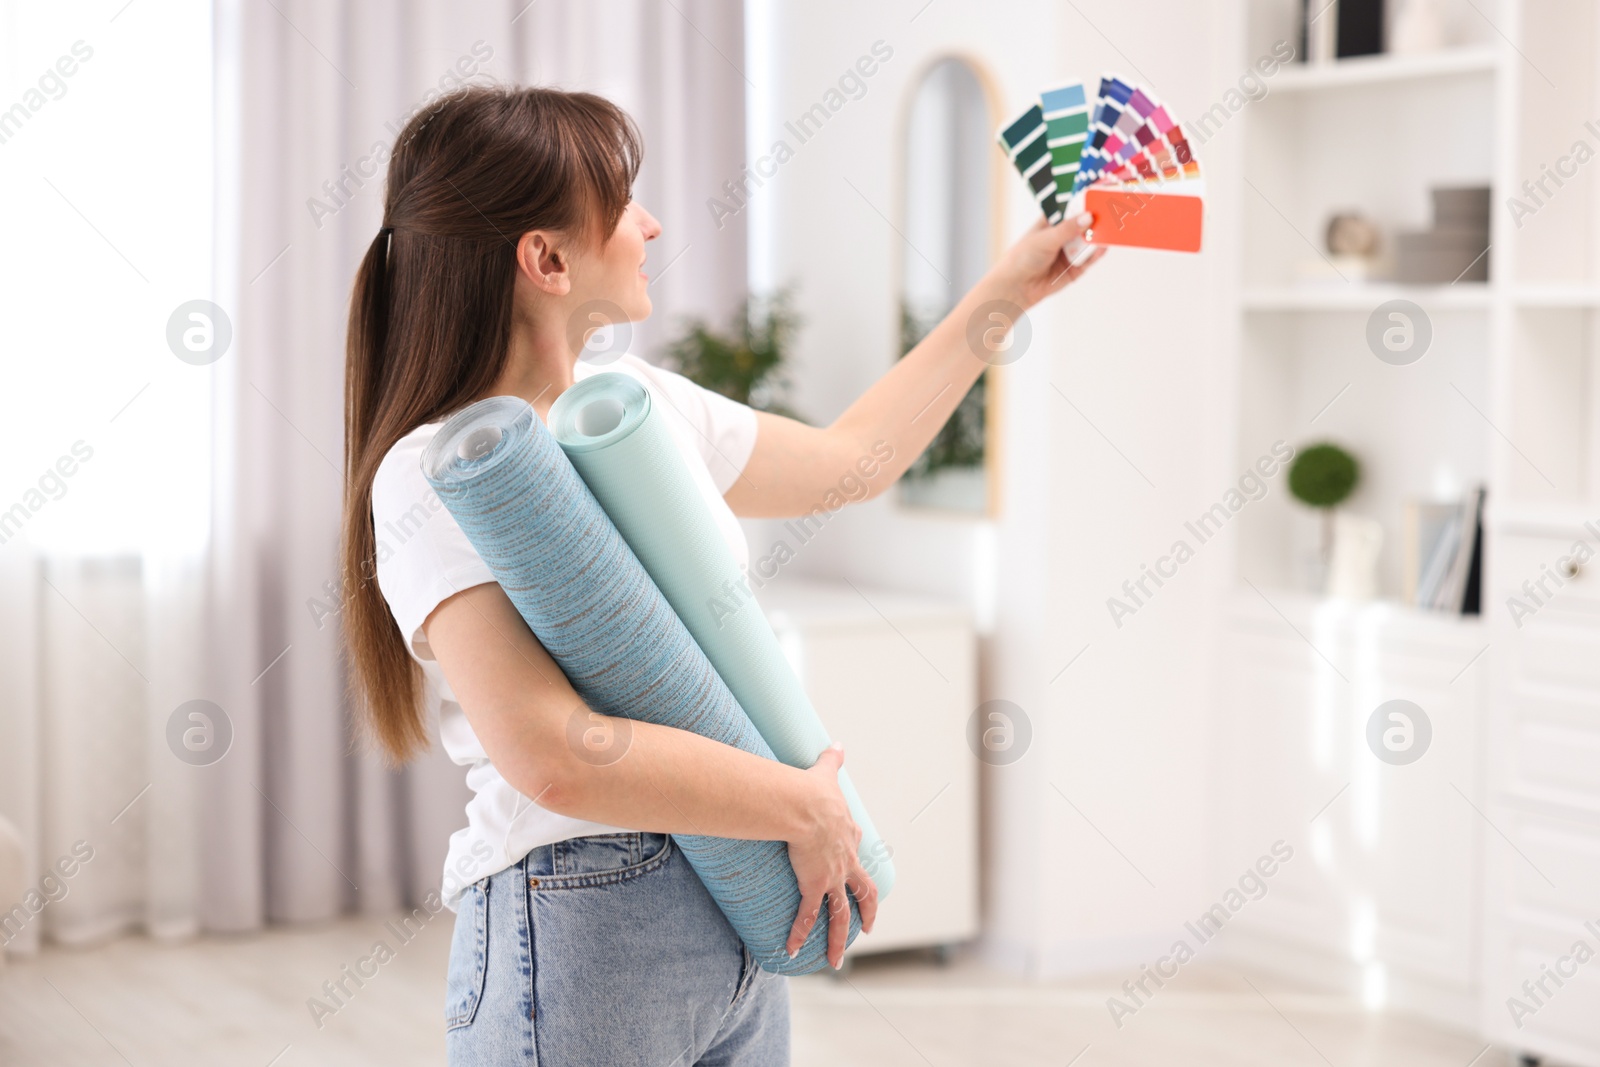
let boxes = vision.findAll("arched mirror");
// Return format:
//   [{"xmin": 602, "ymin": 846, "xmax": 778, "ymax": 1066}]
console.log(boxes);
[{"xmin": 897, "ymin": 56, "xmax": 1000, "ymax": 516}]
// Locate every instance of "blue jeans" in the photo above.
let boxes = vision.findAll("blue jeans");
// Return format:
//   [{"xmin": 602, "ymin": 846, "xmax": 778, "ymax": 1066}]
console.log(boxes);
[{"xmin": 445, "ymin": 831, "xmax": 790, "ymax": 1065}]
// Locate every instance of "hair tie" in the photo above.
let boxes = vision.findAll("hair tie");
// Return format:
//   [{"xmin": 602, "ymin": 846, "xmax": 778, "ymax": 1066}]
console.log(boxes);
[{"xmin": 377, "ymin": 226, "xmax": 395, "ymax": 306}]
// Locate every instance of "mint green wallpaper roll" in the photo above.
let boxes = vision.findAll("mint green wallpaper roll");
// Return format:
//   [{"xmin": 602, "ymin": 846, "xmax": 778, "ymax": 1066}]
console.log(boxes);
[{"xmin": 550, "ymin": 373, "xmax": 895, "ymax": 899}]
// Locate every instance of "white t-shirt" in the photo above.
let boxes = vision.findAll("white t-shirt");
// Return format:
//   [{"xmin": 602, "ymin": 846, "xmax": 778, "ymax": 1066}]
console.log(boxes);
[{"xmin": 372, "ymin": 354, "xmax": 759, "ymax": 909}]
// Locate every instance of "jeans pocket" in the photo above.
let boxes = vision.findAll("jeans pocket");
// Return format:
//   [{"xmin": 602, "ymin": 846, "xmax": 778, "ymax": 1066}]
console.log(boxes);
[
  {"xmin": 541, "ymin": 832, "xmax": 674, "ymax": 887},
  {"xmin": 444, "ymin": 881, "xmax": 489, "ymax": 1031}
]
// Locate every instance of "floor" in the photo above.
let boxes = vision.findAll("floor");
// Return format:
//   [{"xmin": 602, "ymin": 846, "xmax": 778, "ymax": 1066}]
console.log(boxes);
[{"xmin": 0, "ymin": 917, "xmax": 1505, "ymax": 1066}]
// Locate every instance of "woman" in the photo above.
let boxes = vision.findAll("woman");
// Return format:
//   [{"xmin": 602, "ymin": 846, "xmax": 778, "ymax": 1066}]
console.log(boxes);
[{"xmin": 341, "ymin": 84, "xmax": 1102, "ymax": 1065}]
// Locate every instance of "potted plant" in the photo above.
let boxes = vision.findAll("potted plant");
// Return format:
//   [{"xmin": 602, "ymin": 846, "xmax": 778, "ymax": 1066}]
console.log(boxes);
[
  {"xmin": 900, "ymin": 300, "xmax": 986, "ymax": 481},
  {"xmin": 662, "ymin": 290, "xmax": 805, "ymax": 420},
  {"xmin": 1288, "ymin": 441, "xmax": 1361, "ymax": 588}
]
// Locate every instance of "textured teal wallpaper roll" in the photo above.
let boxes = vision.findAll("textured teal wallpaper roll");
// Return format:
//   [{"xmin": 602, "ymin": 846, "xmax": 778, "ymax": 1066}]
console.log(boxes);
[
  {"xmin": 550, "ymin": 372, "xmax": 895, "ymax": 899},
  {"xmin": 422, "ymin": 395, "xmax": 859, "ymax": 975}
]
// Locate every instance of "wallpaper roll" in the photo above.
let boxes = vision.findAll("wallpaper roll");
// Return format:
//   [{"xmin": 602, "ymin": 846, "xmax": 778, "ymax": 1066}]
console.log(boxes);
[
  {"xmin": 549, "ymin": 373, "xmax": 895, "ymax": 899},
  {"xmin": 422, "ymin": 396, "xmax": 856, "ymax": 976}
]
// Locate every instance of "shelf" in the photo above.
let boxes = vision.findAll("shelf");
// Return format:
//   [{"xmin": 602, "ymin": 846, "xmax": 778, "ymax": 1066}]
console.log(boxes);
[
  {"xmin": 1241, "ymin": 283, "xmax": 1492, "ymax": 311},
  {"xmin": 1511, "ymin": 284, "xmax": 1600, "ymax": 308},
  {"xmin": 1226, "ymin": 584, "xmax": 1488, "ymax": 641},
  {"xmin": 1490, "ymin": 500, "xmax": 1600, "ymax": 536},
  {"xmin": 1268, "ymin": 46, "xmax": 1500, "ymax": 93}
]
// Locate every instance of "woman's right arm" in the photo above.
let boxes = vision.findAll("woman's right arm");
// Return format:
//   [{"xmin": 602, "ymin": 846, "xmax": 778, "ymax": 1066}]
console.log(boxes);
[{"xmin": 421, "ymin": 580, "xmax": 878, "ymax": 967}]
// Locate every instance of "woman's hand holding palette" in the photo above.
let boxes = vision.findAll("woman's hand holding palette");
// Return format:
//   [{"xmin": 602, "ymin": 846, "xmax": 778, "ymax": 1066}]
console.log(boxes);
[{"xmin": 998, "ymin": 73, "xmax": 1203, "ymax": 254}]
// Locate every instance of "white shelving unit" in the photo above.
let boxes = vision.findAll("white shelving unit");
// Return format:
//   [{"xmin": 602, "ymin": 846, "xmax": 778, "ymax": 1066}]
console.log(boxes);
[
  {"xmin": 1241, "ymin": 283, "xmax": 1493, "ymax": 310},
  {"xmin": 1267, "ymin": 43, "xmax": 1501, "ymax": 91},
  {"xmin": 1513, "ymin": 284, "xmax": 1600, "ymax": 309},
  {"xmin": 1478, "ymin": 10, "xmax": 1600, "ymax": 1056},
  {"xmin": 1216, "ymin": 0, "xmax": 1600, "ymax": 1056}
]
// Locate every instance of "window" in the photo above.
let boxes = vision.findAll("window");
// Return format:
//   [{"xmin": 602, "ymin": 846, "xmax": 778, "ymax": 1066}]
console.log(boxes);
[{"xmin": 0, "ymin": 0, "xmax": 214, "ymax": 555}]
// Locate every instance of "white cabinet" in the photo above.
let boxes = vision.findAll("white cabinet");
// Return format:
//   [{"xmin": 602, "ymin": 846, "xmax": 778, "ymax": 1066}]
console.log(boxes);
[
  {"xmin": 1215, "ymin": 589, "xmax": 1488, "ymax": 1029},
  {"xmin": 755, "ymin": 578, "xmax": 979, "ymax": 957},
  {"xmin": 1481, "ymin": 515, "xmax": 1600, "ymax": 1066},
  {"xmin": 1223, "ymin": 0, "xmax": 1600, "ymax": 1051}
]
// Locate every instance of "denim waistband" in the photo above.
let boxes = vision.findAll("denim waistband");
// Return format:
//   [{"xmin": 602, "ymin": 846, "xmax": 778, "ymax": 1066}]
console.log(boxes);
[{"xmin": 514, "ymin": 831, "xmax": 674, "ymax": 888}]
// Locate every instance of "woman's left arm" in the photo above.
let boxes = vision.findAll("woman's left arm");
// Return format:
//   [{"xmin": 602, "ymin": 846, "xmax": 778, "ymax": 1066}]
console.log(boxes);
[{"xmin": 725, "ymin": 211, "xmax": 1106, "ymax": 518}]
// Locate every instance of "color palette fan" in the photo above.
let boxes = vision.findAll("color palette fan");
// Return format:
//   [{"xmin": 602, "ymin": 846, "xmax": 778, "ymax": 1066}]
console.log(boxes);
[{"xmin": 998, "ymin": 73, "xmax": 1203, "ymax": 253}]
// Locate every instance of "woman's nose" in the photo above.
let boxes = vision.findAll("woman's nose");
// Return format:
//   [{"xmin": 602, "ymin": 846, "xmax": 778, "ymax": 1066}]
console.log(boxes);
[{"xmin": 639, "ymin": 205, "xmax": 663, "ymax": 241}]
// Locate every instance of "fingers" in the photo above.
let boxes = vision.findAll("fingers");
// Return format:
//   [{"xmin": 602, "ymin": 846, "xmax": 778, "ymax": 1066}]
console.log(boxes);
[
  {"xmin": 1054, "ymin": 209, "xmax": 1095, "ymax": 245},
  {"xmin": 1077, "ymin": 243, "xmax": 1109, "ymax": 275},
  {"xmin": 786, "ymin": 886, "xmax": 824, "ymax": 958},
  {"xmin": 810, "ymin": 742, "xmax": 844, "ymax": 774},
  {"xmin": 826, "ymin": 885, "xmax": 851, "ymax": 969},
  {"xmin": 1049, "ymin": 243, "xmax": 1107, "ymax": 292},
  {"xmin": 848, "ymin": 861, "xmax": 879, "ymax": 934},
  {"xmin": 1067, "ymin": 242, "xmax": 1108, "ymax": 277},
  {"xmin": 795, "ymin": 870, "xmax": 875, "ymax": 966}
]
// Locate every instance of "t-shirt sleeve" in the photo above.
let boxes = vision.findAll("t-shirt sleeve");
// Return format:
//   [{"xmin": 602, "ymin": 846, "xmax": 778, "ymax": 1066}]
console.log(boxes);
[
  {"xmin": 631, "ymin": 358, "xmax": 759, "ymax": 495},
  {"xmin": 370, "ymin": 430, "xmax": 498, "ymax": 661}
]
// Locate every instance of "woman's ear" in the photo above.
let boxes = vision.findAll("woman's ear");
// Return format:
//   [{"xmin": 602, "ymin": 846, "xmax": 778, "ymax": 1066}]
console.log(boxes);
[{"xmin": 516, "ymin": 230, "xmax": 572, "ymax": 297}]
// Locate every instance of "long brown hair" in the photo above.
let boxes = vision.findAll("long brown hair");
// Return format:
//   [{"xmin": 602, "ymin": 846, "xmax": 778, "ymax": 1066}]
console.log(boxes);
[{"xmin": 342, "ymin": 85, "xmax": 642, "ymax": 762}]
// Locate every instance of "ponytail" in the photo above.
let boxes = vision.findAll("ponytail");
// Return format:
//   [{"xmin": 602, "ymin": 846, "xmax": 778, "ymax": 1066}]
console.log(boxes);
[{"xmin": 342, "ymin": 226, "xmax": 427, "ymax": 762}]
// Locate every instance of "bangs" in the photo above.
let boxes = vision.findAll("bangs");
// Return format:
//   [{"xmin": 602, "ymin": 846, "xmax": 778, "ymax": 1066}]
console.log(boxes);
[{"xmin": 563, "ymin": 93, "xmax": 643, "ymax": 246}]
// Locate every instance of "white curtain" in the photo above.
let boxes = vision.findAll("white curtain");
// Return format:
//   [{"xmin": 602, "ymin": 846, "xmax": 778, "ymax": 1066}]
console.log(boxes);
[{"xmin": 0, "ymin": 0, "xmax": 747, "ymax": 953}]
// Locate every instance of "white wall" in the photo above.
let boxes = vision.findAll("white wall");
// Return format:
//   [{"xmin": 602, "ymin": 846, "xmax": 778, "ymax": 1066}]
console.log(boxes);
[{"xmin": 745, "ymin": 0, "xmax": 1239, "ymax": 976}]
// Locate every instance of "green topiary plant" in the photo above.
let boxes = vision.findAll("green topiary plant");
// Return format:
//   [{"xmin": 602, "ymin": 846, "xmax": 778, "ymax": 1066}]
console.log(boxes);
[
  {"xmin": 1289, "ymin": 441, "xmax": 1360, "ymax": 563},
  {"xmin": 662, "ymin": 290, "xmax": 805, "ymax": 421}
]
